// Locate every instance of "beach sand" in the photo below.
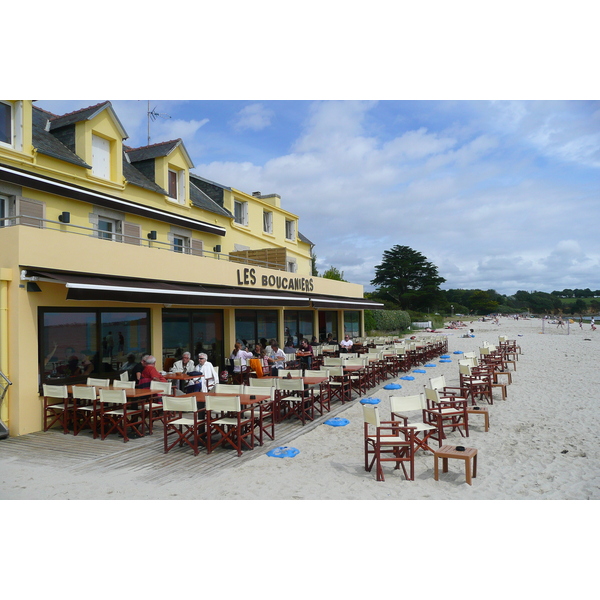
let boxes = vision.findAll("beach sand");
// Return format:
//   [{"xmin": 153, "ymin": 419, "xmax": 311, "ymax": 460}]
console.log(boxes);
[{"xmin": 1, "ymin": 316, "xmax": 599, "ymax": 501}]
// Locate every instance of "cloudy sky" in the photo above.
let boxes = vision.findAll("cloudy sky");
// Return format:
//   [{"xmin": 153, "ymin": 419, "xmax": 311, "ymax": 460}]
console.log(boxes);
[{"xmin": 34, "ymin": 99, "xmax": 600, "ymax": 295}]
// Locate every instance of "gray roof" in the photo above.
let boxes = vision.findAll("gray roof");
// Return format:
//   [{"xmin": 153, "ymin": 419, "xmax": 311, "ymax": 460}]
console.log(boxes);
[
  {"xmin": 48, "ymin": 101, "xmax": 128, "ymax": 139},
  {"xmin": 32, "ymin": 107, "xmax": 91, "ymax": 169},
  {"xmin": 126, "ymin": 140, "xmax": 181, "ymax": 163},
  {"xmin": 298, "ymin": 231, "xmax": 314, "ymax": 246},
  {"xmin": 122, "ymin": 154, "xmax": 168, "ymax": 195},
  {"xmin": 189, "ymin": 179, "xmax": 233, "ymax": 218}
]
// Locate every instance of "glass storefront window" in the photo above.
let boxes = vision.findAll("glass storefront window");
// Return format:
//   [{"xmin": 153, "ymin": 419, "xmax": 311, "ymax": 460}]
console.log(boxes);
[
  {"xmin": 40, "ymin": 308, "xmax": 149, "ymax": 385},
  {"xmin": 344, "ymin": 311, "xmax": 361, "ymax": 338},
  {"xmin": 319, "ymin": 311, "xmax": 338, "ymax": 342},
  {"xmin": 284, "ymin": 310, "xmax": 314, "ymax": 346},
  {"xmin": 235, "ymin": 310, "xmax": 278, "ymax": 349},
  {"xmin": 162, "ymin": 309, "xmax": 224, "ymax": 370}
]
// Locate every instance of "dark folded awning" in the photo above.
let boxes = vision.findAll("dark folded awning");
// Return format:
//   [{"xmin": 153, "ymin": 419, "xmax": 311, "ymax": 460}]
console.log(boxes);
[
  {"xmin": 24, "ymin": 269, "xmax": 311, "ymax": 307},
  {"xmin": 23, "ymin": 269, "xmax": 383, "ymax": 310}
]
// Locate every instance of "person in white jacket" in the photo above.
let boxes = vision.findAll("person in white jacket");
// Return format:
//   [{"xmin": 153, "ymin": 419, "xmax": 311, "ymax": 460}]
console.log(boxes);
[{"xmin": 185, "ymin": 353, "xmax": 218, "ymax": 393}]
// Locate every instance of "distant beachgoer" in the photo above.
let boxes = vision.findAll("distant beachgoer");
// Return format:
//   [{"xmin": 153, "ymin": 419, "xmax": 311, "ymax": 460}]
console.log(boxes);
[{"xmin": 592, "ymin": 317, "xmax": 596, "ymax": 331}]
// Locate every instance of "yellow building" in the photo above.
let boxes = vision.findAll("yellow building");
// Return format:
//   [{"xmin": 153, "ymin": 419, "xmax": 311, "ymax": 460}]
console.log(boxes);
[{"xmin": 0, "ymin": 100, "xmax": 381, "ymax": 436}]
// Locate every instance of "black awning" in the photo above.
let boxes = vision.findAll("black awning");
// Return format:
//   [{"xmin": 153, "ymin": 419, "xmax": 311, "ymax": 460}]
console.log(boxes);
[
  {"xmin": 309, "ymin": 294, "xmax": 384, "ymax": 310},
  {"xmin": 25, "ymin": 269, "xmax": 311, "ymax": 307}
]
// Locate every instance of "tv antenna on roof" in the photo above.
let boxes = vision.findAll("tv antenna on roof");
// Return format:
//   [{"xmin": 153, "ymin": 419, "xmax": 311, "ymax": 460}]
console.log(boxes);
[{"xmin": 147, "ymin": 101, "xmax": 171, "ymax": 145}]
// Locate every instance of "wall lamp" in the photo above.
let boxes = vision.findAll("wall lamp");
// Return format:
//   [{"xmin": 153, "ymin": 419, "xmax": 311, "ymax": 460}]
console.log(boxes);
[
  {"xmin": 147, "ymin": 230, "xmax": 157, "ymax": 240},
  {"xmin": 213, "ymin": 245, "xmax": 221, "ymax": 253},
  {"xmin": 58, "ymin": 211, "xmax": 70, "ymax": 223}
]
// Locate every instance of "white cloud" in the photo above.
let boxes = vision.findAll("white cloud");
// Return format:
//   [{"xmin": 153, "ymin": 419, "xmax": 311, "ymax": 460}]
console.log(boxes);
[{"xmin": 231, "ymin": 103, "xmax": 274, "ymax": 132}]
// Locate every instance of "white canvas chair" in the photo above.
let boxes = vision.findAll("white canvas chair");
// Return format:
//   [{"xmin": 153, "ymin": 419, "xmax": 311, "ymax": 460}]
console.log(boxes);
[
  {"xmin": 162, "ymin": 395, "xmax": 205, "ymax": 456},
  {"xmin": 389, "ymin": 394, "xmax": 440, "ymax": 453}
]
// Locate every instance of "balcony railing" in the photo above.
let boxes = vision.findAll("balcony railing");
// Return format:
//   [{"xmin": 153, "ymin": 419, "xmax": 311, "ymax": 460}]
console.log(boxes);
[{"xmin": 0, "ymin": 215, "xmax": 291, "ymax": 272}]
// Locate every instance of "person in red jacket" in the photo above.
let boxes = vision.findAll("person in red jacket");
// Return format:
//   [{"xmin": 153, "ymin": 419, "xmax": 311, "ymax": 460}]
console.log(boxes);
[{"xmin": 138, "ymin": 355, "xmax": 167, "ymax": 388}]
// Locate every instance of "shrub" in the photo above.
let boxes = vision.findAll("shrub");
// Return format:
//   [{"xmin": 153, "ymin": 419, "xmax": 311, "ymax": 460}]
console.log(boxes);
[{"xmin": 365, "ymin": 309, "xmax": 411, "ymax": 334}]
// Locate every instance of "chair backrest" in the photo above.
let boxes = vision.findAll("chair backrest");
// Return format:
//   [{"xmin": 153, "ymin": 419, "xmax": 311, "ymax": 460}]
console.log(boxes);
[
  {"xmin": 304, "ymin": 369, "xmax": 328, "ymax": 378},
  {"xmin": 323, "ymin": 357, "xmax": 342, "ymax": 366},
  {"xmin": 162, "ymin": 395, "xmax": 197, "ymax": 412},
  {"xmin": 276, "ymin": 378, "xmax": 304, "ymax": 391},
  {"xmin": 390, "ymin": 394, "xmax": 426, "ymax": 413},
  {"xmin": 277, "ymin": 369, "xmax": 302, "ymax": 378},
  {"xmin": 113, "ymin": 380, "xmax": 136, "ymax": 389},
  {"xmin": 284, "ymin": 353, "xmax": 296, "ymax": 362},
  {"xmin": 342, "ymin": 352, "xmax": 359, "ymax": 359},
  {"xmin": 43, "ymin": 384, "xmax": 69, "ymax": 399},
  {"xmin": 362, "ymin": 403, "xmax": 381, "ymax": 428},
  {"xmin": 322, "ymin": 345, "xmax": 337, "ymax": 353},
  {"xmin": 213, "ymin": 383, "xmax": 244, "ymax": 394},
  {"xmin": 479, "ymin": 346, "xmax": 491, "ymax": 355},
  {"xmin": 99, "ymin": 388, "xmax": 127, "ymax": 404},
  {"xmin": 428, "ymin": 375, "xmax": 447, "ymax": 390},
  {"xmin": 463, "ymin": 352, "xmax": 476, "ymax": 359},
  {"xmin": 247, "ymin": 377, "xmax": 276, "ymax": 388},
  {"xmin": 87, "ymin": 378, "xmax": 110, "ymax": 387},
  {"xmin": 119, "ymin": 371, "xmax": 130, "ymax": 382},
  {"xmin": 498, "ymin": 336, "xmax": 507, "ymax": 342},
  {"xmin": 205, "ymin": 394, "xmax": 241, "ymax": 412},
  {"xmin": 344, "ymin": 358, "xmax": 366, "ymax": 367},
  {"xmin": 459, "ymin": 363, "xmax": 473, "ymax": 376},
  {"xmin": 71, "ymin": 385, "xmax": 96, "ymax": 400},
  {"xmin": 326, "ymin": 366, "xmax": 345, "ymax": 377},
  {"xmin": 244, "ymin": 385, "xmax": 275, "ymax": 400},
  {"xmin": 150, "ymin": 380, "xmax": 172, "ymax": 394},
  {"xmin": 423, "ymin": 386, "xmax": 442, "ymax": 405}
]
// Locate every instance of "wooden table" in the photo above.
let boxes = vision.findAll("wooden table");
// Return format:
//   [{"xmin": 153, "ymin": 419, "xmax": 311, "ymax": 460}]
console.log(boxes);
[
  {"xmin": 466, "ymin": 407, "xmax": 489, "ymax": 432},
  {"xmin": 434, "ymin": 445, "xmax": 478, "ymax": 485}
]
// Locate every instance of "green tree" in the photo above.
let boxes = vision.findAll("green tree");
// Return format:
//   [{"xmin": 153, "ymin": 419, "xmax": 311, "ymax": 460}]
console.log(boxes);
[
  {"xmin": 322, "ymin": 266, "xmax": 346, "ymax": 281},
  {"xmin": 371, "ymin": 245, "xmax": 446, "ymax": 311},
  {"xmin": 311, "ymin": 253, "xmax": 319, "ymax": 276}
]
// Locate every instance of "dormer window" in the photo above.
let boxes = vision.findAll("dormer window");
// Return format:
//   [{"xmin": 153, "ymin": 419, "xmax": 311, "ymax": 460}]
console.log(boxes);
[
  {"xmin": 0, "ymin": 101, "xmax": 22, "ymax": 150},
  {"xmin": 168, "ymin": 168, "xmax": 186, "ymax": 204},
  {"xmin": 92, "ymin": 134, "xmax": 111, "ymax": 179}
]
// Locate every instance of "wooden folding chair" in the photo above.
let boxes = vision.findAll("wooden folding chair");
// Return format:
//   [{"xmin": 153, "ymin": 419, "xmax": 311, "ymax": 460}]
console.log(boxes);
[
  {"xmin": 162, "ymin": 395, "xmax": 205, "ymax": 456},
  {"xmin": 99, "ymin": 388, "xmax": 145, "ymax": 442},
  {"xmin": 390, "ymin": 394, "xmax": 441, "ymax": 453},
  {"xmin": 363, "ymin": 404, "xmax": 415, "ymax": 482},
  {"xmin": 42, "ymin": 384, "xmax": 72, "ymax": 434},
  {"xmin": 205, "ymin": 395, "xmax": 254, "ymax": 456}
]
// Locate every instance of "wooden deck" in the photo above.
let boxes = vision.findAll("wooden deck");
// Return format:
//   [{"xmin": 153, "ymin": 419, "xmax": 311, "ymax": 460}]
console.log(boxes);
[{"xmin": 0, "ymin": 398, "xmax": 358, "ymax": 486}]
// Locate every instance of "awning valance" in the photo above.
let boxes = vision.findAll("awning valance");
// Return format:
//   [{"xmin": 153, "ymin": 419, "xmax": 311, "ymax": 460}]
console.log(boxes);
[{"xmin": 22, "ymin": 269, "xmax": 383, "ymax": 310}]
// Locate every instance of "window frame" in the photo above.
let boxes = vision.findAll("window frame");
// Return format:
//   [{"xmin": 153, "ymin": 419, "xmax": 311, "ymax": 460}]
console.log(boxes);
[
  {"xmin": 263, "ymin": 210, "xmax": 273, "ymax": 234},
  {"xmin": 173, "ymin": 234, "xmax": 190, "ymax": 254},
  {"xmin": 91, "ymin": 133, "xmax": 111, "ymax": 180},
  {"xmin": 285, "ymin": 219, "xmax": 296, "ymax": 241},
  {"xmin": 97, "ymin": 216, "xmax": 119, "ymax": 241},
  {"xmin": 0, "ymin": 102, "xmax": 12, "ymax": 147},
  {"xmin": 234, "ymin": 200, "xmax": 248, "ymax": 226}
]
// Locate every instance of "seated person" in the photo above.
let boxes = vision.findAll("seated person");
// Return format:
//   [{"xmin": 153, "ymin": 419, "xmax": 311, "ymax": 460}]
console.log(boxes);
[
  {"xmin": 267, "ymin": 342, "xmax": 287, "ymax": 376},
  {"xmin": 138, "ymin": 355, "xmax": 167, "ymax": 388},
  {"xmin": 229, "ymin": 342, "xmax": 253, "ymax": 374},
  {"xmin": 297, "ymin": 338, "xmax": 313, "ymax": 368},
  {"xmin": 171, "ymin": 351, "xmax": 196, "ymax": 374},
  {"xmin": 283, "ymin": 337, "xmax": 296, "ymax": 355},
  {"xmin": 339, "ymin": 334, "xmax": 353, "ymax": 353},
  {"xmin": 185, "ymin": 353, "xmax": 218, "ymax": 393}
]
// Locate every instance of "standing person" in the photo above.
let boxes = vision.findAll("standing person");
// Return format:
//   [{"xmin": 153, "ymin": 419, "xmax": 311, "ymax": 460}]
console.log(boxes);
[
  {"xmin": 267, "ymin": 342, "xmax": 286, "ymax": 376},
  {"xmin": 579, "ymin": 316, "xmax": 583, "ymax": 329},
  {"xmin": 117, "ymin": 331, "xmax": 125, "ymax": 353},
  {"xmin": 340, "ymin": 334, "xmax": 353, "ymax": 353},
  {"xmin": 592, "ymin": 317, "xmax": 596, "ymax": 331},
  {"xmin": 229, "ymin": 342, "xmax": 253, "ymax": 375},
  {"xmin": 105, "ymin": 331, "xmax": 114, "ymax": 357},
  {"xmin": 138, "ymin": 355, "xmax": 166, "ymax": 388}
]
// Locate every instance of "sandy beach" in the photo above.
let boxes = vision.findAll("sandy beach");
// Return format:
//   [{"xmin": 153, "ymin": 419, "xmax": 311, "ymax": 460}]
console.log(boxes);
[{"xmin": 2, "ymin": 316, "xmax": 598, "ymax": 501}]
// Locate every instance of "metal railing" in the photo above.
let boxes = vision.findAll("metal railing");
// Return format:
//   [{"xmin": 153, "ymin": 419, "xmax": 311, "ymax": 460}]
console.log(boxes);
[{"xmin": 0, "ymin": 215, "xmax": 290, "ymax": 271}]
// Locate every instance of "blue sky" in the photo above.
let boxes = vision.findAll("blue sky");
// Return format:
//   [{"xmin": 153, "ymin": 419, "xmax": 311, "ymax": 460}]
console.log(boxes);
[
  {"xmin": 35, "ymin": 99, "xmax": 600, "ymax": 296},
  {"xmin": 13, "ymin": 2, "xmax": 598, "ymax": 297}
]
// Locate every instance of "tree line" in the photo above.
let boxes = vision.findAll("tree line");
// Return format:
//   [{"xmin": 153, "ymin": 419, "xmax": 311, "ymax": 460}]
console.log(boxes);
[{"xmin": 357, "ymin": 245, "xmax": 598, "ymax": 316}]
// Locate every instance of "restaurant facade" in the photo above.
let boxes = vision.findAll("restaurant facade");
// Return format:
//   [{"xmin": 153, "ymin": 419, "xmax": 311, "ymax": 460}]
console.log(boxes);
[{"xmin": 0, "ymin": 100, "xmax": 381, "ymax": 436}]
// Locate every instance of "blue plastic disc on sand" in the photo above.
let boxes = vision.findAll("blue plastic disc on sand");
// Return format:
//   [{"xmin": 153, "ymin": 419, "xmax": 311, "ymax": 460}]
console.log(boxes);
[
  {"xmin": 360, "ymin": 398, "xmax": 381, "ymax": 405},
  {"xmin": 324, "ymin": 417, "xmax": 350, "ymax": 427},
  {"xmin": 384, "ymin": 383, "xmax": 402, "ymax": 390},
  {"xmin": 439, "ymin": 359, "xmax": 452, "ymax": 363},
  {"xmin": 267, "ymin": 446, "xmax": 300, "ymax": 458},
  {"xmin": 453, "ymin": 351, "xmax": 464, "ymax": 354},
  {"xmin": 413, "ymin": 369, "xmax": 426, "ymax": 374},
  {"xmin": 400, "ymin": 376, "xmax": 415, "ymax": 381},
  {"xmin": 440, "ymin": 355, "xmax": 450, "ymax": 359},
  {"xmin": 425, "ymin": 363, "xmax": 436, "ymax": 367}
]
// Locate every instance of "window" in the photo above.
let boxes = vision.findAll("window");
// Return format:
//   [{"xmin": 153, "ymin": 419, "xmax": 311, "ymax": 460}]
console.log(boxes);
[
  {"xmin": 287, "ymin": 260, "xmax": 296, "ymax": 273},
  {"xmin": 92, "ymin": 134, "xmax": 111, "ymax": 179},
  {"xmin": 0, "ymin": 101, "xmax": 22, "ymax": 150},
  {"xmin": 285, "ymin": 219, "xmax": 296, "ymax": 240},
  {"xmin": 162, "ymin": 309, "xmax": 224, "ymax": 370},
  {"xmin": 168, "ymin": 170, "xmax": 178, "ymax": 199},
  {"xmin": 98, "ymin": 216, "xmax": 118, "ymax": 241},
  {"xmin": 0, "ymin": 195, "xmax": 7, "ymax": 227},
  {"xmin": 40, "ymin": 308, "xmax": 150, "ymax": 386},
  {"xmin": 168, "ymin": 169, "xmax": 186, "ymax": 203},
  {"xmin": 284, "ymin": 310, "xmax": 314, "ymax": 346},
  {"xmin": 263, "ymin": 210, "xmax": 273, "ymax": 234},
  {"xmin": 235, "ymin": 310, "xmax": 278, "ymax": 348},
  {"xmin": 344, "ymin": 311, "xmax": 361, "ymax": 338},
  {"xmin": 173, "ymin": 235, "xmax": 190, "ymax": 254},
  {"xmin": 0, "ymin": 102, "xmax": 11, "ymax": 145},
  {"xmin": 234, "ymin": 200, "xmax": 248, "ymax": 226}
]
